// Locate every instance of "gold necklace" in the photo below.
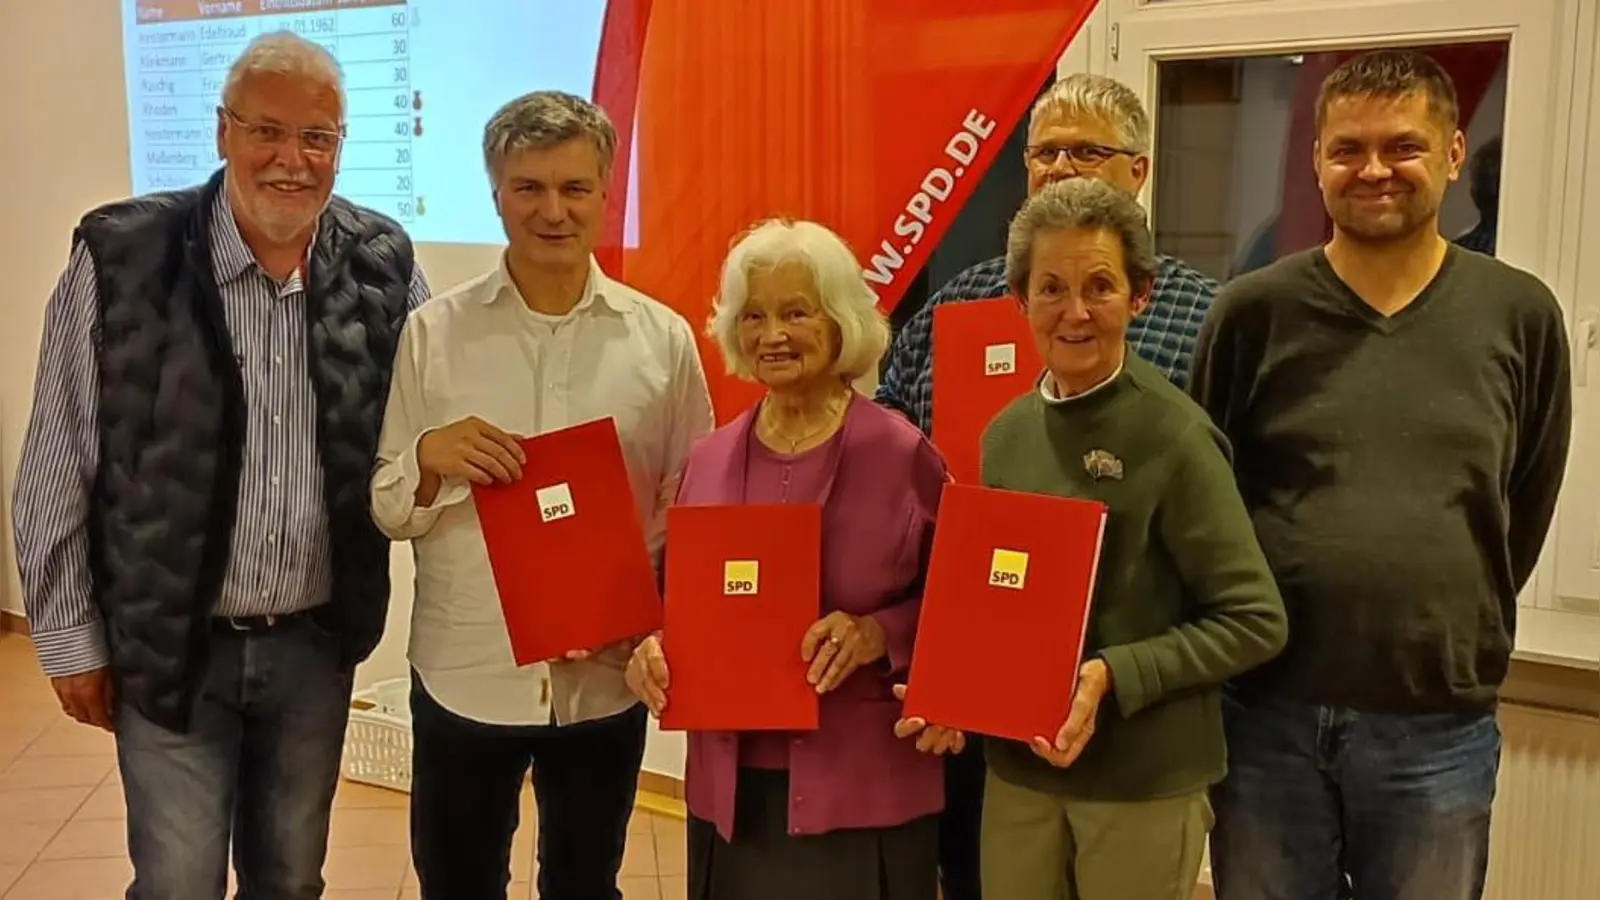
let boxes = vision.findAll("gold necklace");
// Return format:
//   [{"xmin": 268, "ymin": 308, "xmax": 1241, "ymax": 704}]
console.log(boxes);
[{"xmin": 761, "ymin": 391, "xmax": 849, "ymax": 452}]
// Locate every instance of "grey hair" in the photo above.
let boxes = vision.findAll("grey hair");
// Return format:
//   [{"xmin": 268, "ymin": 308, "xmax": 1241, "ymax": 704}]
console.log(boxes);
[
  {"xmin": 483, "ymin": 91, "xmax": 618, "ymax": 184},
  {"xmin": 1006, "ymin": 178, "xmax": 1158, "ymax": 300},
  {"xmin": 708, "ymin": 218, "xmax": 891, "ymax": 381},
  {"xmin": 221, "ymin": 31, "xmax": 345, "ymax": 119},
  {"xmin": 1029, "ymin": 73, "xmax": 1151, "ymax": 154}
]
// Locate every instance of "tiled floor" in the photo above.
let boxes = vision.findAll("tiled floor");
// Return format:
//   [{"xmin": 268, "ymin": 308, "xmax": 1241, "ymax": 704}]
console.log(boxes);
[{"xmin": 0, "ymin": 632, "xmax": 685, "ymax": 899}]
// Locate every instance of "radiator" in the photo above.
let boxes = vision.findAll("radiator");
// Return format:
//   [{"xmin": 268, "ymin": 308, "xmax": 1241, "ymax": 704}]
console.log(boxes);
[{"xmin": 1484, "ymin": 703, "xmax": 1600, "ymax": 900}]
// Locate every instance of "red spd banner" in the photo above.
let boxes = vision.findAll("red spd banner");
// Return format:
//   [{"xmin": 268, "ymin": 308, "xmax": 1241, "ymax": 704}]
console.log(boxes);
[{"xmin": 594, "ymin": 0, "xmax": 1100, "ymax": 421}]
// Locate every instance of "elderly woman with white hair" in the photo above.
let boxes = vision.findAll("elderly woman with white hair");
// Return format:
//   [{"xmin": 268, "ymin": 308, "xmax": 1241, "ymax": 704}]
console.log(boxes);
[{"xmin": 625, "ymin": 218, "xmax": 951, "ymax": 899}]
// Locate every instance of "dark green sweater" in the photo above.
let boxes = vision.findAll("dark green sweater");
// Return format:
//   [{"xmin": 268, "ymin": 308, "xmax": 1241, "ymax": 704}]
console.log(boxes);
[
  {"xmin": 1189, "ymin": 246, "xmax": 1572, "ymax": 714},
  {"xmin": 980, "ymin": 355, "xmax": 1288, "ymax": 801}
]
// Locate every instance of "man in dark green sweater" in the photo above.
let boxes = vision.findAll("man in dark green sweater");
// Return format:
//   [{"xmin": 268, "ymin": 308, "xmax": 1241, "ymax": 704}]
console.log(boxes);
[
  {"xmin": 1191, "ymin": 50, "xmax": 1573, "ymax": 900},
  {"xmin": 966, "ymin": 178, "xmax": 1287, "ymax": 900}
]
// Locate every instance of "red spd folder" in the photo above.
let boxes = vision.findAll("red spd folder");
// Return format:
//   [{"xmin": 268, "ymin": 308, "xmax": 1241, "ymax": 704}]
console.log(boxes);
[
  {"xmin": 902, "ymin": 483, "xmax": 1107, "ymax": 744},
  {"xmin": 658, "ymin": 504, "xmax": 822, "ymax": 732},
  {"xmin": 932, "ymin": 297, "xmax": 1044, "ymax": 484},
  {"xmin": 471, "ymin": 418, "xmax": 662, "ymax": 666}
]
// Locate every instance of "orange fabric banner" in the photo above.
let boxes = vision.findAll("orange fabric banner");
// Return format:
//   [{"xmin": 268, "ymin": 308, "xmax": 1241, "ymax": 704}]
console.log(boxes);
[{"xmin": 593, "ymin": 0, "xmax": 1099, "ymax": 422}]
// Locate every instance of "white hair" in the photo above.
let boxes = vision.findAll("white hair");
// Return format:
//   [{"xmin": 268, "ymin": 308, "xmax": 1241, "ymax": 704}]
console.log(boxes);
[
  {"xmin": 707, "ymin": 219, "xmax": 890, "ymax": 381},
  {"xmin": 1029, "ymin": 73, "xmax": 1150, "ymax": 154},
  {"xmin": 221, "ymin": 30, "xmax": 346, "ymax": 119}
]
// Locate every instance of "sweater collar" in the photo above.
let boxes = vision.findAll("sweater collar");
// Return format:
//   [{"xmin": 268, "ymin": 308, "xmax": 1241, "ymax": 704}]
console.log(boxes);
[
  {"xmin": 1038, "ymin": 355, "xmax": 1128, "ymax": 405},
  {"xmin": 1036, "ymin": 354, "xmax": 1137, "ymax": 414}
]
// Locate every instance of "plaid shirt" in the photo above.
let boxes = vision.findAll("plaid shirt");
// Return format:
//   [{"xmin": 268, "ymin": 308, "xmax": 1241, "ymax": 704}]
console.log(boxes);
[{"xmin": 876, "ymin": 254, "xmax": 1218, "ymax": 434}]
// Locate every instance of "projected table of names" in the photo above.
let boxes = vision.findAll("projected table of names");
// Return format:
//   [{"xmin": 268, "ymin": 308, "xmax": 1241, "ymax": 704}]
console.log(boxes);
[{"xmin": 131, "ymin": 0, "xmax": 419, "ymax": 225}]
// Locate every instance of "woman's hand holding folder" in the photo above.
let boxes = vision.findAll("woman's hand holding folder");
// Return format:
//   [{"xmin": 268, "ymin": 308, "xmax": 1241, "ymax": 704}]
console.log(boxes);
[
  {"xmin": 1029, "ymin": 658, "xmax": 1111, "ymax": 769},
  {"xmin": 891, "ymin": 684, "xmax": 966, "ymax": 755}
]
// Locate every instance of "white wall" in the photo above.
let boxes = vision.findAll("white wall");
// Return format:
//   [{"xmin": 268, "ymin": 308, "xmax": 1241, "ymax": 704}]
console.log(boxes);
[{"xmin": 0, "ymin": 4, "xmax": 125, "ymax": 622}]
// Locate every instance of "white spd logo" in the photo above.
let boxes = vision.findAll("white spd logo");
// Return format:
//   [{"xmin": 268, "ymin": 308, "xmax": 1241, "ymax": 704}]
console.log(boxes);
[
  {"xmin": 984, "ymin": 343, "xmax": 1017, "ymax": 376},
  {"xmin": 535, "ymin": 483, "xmax": 575, "ymax": 523}
]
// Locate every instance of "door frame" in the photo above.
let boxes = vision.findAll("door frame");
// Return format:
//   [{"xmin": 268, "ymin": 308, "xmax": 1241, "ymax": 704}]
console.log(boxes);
[{"xmin": 1550, "ymin": 0, "xmax": 1600, "ymax": 622}]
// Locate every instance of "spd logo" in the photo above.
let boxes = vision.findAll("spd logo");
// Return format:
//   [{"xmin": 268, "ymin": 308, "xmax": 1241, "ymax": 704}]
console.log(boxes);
[
  {"xmin": 988, "ymin": 548, "xmax": 1028, "ymax": 590},
  {"xmin": 535, "ymin": 483, "xmax": 575, "ymax": 523},
  {"xmin": 723, "ymin": 560, "xmax": 759, "ymax": 595}
]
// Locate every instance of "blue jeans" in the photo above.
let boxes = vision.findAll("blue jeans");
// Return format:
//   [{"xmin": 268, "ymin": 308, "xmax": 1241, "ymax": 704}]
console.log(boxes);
[
  {"xmin": 1209, "ymin": 692, "xmax": 1501, "ymax": 900},
  {"xmin": 115, "ymin": 616, "xmax": 354, "ymax": 900}
]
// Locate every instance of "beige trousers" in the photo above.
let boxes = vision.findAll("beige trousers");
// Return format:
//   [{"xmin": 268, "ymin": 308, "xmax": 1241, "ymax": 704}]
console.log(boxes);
[{"xmin": 980, "ymin": 768, "xmax": 1213, "ymax": 900}]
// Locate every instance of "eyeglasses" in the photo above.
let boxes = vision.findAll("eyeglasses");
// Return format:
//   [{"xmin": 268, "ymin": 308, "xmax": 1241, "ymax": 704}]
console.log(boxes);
[
  {"xmin": 1025, "ymin": 142, "xmax": 1139, "ymax": 171},
  {"xmin": 220, "ymin": 107, "xmax": 344, "ymax": 155}
]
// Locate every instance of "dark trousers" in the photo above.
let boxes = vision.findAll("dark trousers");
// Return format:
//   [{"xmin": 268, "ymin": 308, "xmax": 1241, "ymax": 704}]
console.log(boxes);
[
  {"xmin": 116, "ymin": 616, "xmax": 353, "ymax": 900},
  {"xmin": 409, "ymin": 676, "xmax": 649, "ymax": 900},
  {"xmin": 688, "ymin": 768, "xmax": 940, "ymax": 900},
  {"xmin": 1210, "ymin": 691, "xmax": 1501, "ymax": 900},
  {"xmin": 938, "ymin": 736, "xmax": 986, "ymax": 900}
]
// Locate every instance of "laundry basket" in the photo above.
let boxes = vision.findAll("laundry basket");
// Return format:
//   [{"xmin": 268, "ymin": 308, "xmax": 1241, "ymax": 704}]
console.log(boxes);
[{"xmin": 341, "ymin": 676, "xmax": 413, "ymax": 793}]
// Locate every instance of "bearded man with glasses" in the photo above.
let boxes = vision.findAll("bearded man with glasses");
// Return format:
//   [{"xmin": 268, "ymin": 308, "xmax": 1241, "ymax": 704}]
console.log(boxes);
[
  {"xmin": 12, "ymin": 29, "xmax": 429, "ymax": 900},
  {"xmin": 873, "ymin": 71, "xmax": 1217, "ymax": 900}
]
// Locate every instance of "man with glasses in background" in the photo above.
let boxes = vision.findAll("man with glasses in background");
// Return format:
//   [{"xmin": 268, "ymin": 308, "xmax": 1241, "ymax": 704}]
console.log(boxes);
[
  {"xmin": 874, "ymin": 71, "xmax": 1216, "ymax": 900},
  {"xmin": 11, "ymin": 30, "xmax": 428, "ymax": 900}
]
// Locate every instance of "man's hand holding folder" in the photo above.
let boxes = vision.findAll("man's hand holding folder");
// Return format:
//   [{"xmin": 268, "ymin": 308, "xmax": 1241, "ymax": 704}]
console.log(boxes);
[
  {"xmin": 559, "ymin": 639, "xmax": 640, "ymax": 663},
  {"xmin": 625, "ymin": 633, "xmax": 671, "ymax": 715},
  {"xmin": 415, "ymin": 415, "xmax": 527, "ymax": 504}
]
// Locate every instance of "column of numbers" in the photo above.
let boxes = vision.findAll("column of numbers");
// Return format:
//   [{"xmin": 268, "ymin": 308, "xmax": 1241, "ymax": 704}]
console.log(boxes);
[{"xmin": 335, "ymin": 3, "xmax": 416, "ymax": 224}]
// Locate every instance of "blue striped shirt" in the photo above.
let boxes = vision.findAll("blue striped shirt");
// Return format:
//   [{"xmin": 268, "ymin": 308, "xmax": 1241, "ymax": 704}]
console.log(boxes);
[
  {"xmin": 11, "ymin": 188, "xmax": 430, "ymax": 677},
  {"xmin": 875, "ymin": 253, "xmax": 1219, "ymax": 435}
]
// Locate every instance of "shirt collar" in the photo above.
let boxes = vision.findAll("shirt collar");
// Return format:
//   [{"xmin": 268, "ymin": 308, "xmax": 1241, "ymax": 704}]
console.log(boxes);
[
  {"xmin": 209, "ymin": 185, "xmax": 257, "ymax": 285},
  {"xmin": 1039, "ymin": 358, "xmax": 1125, "ymax": 404},
  {"xmin": 485, "ymin": 253, "xmax": 633, "ymax": 315}
]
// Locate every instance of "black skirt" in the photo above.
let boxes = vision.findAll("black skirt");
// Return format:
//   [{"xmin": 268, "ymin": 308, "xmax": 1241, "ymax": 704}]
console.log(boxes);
[{"xmin": 687, "ymin": 768, "xmax": 940, "ymax": 900}]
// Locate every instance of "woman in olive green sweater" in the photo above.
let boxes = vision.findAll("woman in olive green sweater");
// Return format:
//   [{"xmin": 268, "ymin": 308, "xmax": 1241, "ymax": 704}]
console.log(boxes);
[{"xmin": 970, "ymin": 178, "xmax": 1286, "ymax": 900}]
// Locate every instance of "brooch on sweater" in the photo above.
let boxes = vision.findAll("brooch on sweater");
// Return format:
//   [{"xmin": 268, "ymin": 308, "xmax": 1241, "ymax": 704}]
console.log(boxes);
[{"xmin": 1083, "ymin": 449, "xmax": 1124, "ymax": 481}]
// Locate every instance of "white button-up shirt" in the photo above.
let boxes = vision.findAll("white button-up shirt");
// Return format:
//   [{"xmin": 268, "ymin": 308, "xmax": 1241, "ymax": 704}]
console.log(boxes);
[{"xmin": 371, "ymin": 254, "xmax": 714, "ymax": 726}]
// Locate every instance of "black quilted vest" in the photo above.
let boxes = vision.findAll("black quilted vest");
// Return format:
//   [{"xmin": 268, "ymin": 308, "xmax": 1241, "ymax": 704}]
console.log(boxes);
[{"xmin": 73, "ymin": 169, "xmax": 414, "ymax": 733}]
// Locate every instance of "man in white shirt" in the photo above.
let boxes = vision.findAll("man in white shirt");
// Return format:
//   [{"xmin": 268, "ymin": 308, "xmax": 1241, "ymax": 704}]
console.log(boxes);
[{"xmin": 371, "ymin": 90, "xmax": 715, "ymax": 900}]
